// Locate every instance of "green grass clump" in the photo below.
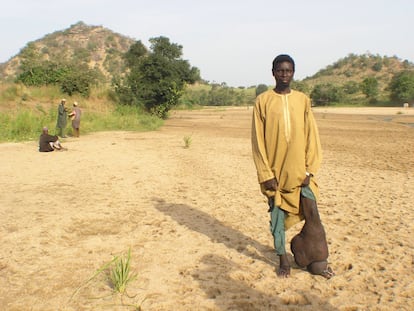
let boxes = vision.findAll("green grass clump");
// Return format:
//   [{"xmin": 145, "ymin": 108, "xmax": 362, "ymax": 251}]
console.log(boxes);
[
  {"xmin": 110, "ymin": 248, "xmax": 137, "ymax": 295},
  {"xmin": 183, "ymin": 135, "xmax": 192, "ymax": 148},
  {"xmin": 68, "ymin": 248, "xmax": 142, "ymax": 309}
]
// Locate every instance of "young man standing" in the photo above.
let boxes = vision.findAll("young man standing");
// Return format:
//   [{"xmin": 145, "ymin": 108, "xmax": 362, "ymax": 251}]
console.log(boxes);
[{"xmin": 251, "ymin": 54, "xmax": 333, "ymax": 278}]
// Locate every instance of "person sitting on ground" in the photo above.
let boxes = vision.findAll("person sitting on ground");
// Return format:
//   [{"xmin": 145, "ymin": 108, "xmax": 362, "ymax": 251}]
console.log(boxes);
[{"xmin": 39, "ymin": 127, "xmax": 65, "ymax": 152}]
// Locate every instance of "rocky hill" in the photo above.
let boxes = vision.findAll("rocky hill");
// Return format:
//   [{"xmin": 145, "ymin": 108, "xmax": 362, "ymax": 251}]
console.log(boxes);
[
  {"xmin": 303, "ymin": 53, "xmax": 414, "ymax": 90},
  {"xmin": 0, "ymin": 21, "xmax": 136, "ymax": 82},
  {"xmin": 0, "ymin": 22, "xmax": 413, "ymax": 97}
]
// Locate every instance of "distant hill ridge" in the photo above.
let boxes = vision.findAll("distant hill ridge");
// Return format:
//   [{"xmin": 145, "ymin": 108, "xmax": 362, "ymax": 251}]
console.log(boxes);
[
  {"xmin": 0, "ymin": 21, "xmax": 136, "ymax": 81},
  {"xmin": 0, "ymin": 21, "xmax": 413, "ymax": 90},
  {"xmin": 303, "ymin": 53, "xmax": 414, "ymax": 90}
]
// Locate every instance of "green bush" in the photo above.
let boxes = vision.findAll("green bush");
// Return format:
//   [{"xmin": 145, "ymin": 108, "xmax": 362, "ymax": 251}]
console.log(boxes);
[
  {"xmin": 388, "ymin": 70, "xmax": 414, "ymax": 103},
  {"xmin": 255, "ymin": 84, "xmax": 269, "ymax": 97}
]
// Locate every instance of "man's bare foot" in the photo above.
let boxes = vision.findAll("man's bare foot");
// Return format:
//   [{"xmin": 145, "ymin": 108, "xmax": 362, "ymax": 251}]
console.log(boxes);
[
  {"xmin": 277, "ymin": 265, "xmax": 291, "ymax": 278},
  {"xmin": 319, "ymin": 266, "xmax": 335, "ymax": 279},
  {"xmin": 307, "ymin": 261, "xmax": 335, "ymax": 279},
  {"xmin": 277, "ymin": 254, "xmax": 291, "ymax": 278}
]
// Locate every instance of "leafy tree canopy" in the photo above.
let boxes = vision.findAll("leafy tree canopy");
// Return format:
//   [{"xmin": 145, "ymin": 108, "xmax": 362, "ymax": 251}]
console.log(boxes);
[
  {"xmin": 310, "ymin": 83, "xmax": 343, "ymax": 106},
  {"xmin": 360, "ymin": 76, "xmax": 379, "ymax": 100},
  {"xmin": 16, "ymin": 60, "xmax": 100, "ymax": 97},
  {"xmin": 255, "ymin": 84, "xmax": 268, "ymax": 97},
  {"xmin": 115, "ymin": 36, "xmax": 200, "ymax": 119},
  {"xmin": 388, "ymin": 70, "xmax": 414, "ymax": 103}
]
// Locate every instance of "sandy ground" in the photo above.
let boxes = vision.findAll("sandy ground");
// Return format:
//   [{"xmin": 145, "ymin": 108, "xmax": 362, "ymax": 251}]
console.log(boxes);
[{"xmin": 0, "ymin": 106, "xmax": 413, "ymax": 311}]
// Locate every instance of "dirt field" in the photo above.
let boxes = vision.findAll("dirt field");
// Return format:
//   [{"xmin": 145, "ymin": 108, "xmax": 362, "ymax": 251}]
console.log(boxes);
[{"xmin": 0, "ymin": 106, "xmax": 413, "ymax": 310}]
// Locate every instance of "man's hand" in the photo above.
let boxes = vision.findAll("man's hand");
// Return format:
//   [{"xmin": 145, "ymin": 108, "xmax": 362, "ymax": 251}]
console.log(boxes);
[{"xmin": 261, "ymin": 178, "xmax": 278, "ymax": 191}]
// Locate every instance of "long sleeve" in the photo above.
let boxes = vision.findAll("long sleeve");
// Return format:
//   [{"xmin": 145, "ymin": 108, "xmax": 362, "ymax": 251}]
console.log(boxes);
[
  {"xmin": 305, "ymin": 101, "xmax": 322, "ymax": 175},
  {"xmin": 251, "ymin": 99, "xmax": 274, "ymax": 183}
]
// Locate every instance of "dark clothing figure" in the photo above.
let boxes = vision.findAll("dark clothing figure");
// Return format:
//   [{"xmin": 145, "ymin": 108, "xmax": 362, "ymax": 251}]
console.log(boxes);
[
  {"xmin": 39, "ymin": 127, "xmax": 64, "ymax": 152},
  {"xmin": 56, "ymin": 99, "xmax": 68, "ymax": 138},
  {"xmin": 39, "ymin": 133, "xmax": 60, "ymax": 152}
]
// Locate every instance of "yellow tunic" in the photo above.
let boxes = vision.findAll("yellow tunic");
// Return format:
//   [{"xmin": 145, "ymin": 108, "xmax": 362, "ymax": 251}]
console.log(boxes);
[{"xmin": 251, "ymin": 89, "xmax": 322, "ymax": 229}]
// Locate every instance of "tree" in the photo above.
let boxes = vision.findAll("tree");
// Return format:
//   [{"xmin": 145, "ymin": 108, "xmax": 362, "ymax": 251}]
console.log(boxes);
[
  {"xmin": 388, "ymin": 70, "xmax": 414, "ymax": 104},
  {"xmin": 124, "ymin": 40, "xmax": 147, "ymax": 68},
  {"xmin": 207, "ymin": 84, "xmax": 236, "ymax": 106},
  {"xmin": 255, "ymin": 84, "xmax": 268, "ymax": 97},
  {"xmin": 291, "ymin": 80, "xmax": 310, "ymax": 94},
  {"xmin": 117, "ymin": 36, "xmax": 200, "ymax": 118},
  {"xmin": 343, "ymin": 81, "xmax": 359, "ymax": 94},
  {"xmin": 310, "ymin": 83, "xmax": 343, "ymax": 106},
  {"xmin": 60, "ymin": 63, "xmax": 101, "ymax": 97},
  {"xmin": 16, "ymin": 60, "xmax": 100, "ymax": 97},
  {"xmin": 360, "ymin": 77, "xmax": 379, "ymax": 103},
  {"xmin": 16, "ymin": 42, "xmax": 101, "ymax": 97}
]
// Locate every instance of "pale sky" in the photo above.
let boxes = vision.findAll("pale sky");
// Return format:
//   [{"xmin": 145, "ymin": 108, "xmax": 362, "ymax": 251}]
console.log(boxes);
[{"xmin": 0, "ymin": 0, "xmax": 412, "ymax": 87}]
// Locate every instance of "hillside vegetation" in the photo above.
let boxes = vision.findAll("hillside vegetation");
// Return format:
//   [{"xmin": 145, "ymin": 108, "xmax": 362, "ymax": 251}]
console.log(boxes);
[
  {"xmin": 1, "ymin": 22, "xmax": 414, "ymax": 143},
  {"xmin": 0, "ymin": 21, "xmax": 134, "ymax": 82},
  {"xmin": 298, "ymin": 53, "xmax": 414, "ymax": 105},
  {"xmin": 305, "ymin": 53, "xmax": 412, "ymax": 87}
]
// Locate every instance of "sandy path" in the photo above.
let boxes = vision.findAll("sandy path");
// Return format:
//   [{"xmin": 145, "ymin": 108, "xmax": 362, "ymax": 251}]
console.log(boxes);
[{"xmin": 0, "ymin": 107, "xmax": 413, "ymax": 310}]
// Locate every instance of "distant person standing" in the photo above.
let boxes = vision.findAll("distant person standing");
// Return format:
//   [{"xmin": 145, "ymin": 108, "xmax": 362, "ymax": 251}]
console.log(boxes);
[
  {"xmin": 68, "ymin": 101, "xmax": 82, "ymax": 137},
  {"xmin": 56, "ymin": 98, "xmax": 68, "ymax": 138}
]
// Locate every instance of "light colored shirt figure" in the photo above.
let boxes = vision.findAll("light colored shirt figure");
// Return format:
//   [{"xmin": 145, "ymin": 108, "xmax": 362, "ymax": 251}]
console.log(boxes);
[
  {"xmin": 252, "ymin": 88, "xmax": 322, "ymax": 222},
  {"xmin": 68, "ymin": 102, "xmax": 82, "ymax": 137}
]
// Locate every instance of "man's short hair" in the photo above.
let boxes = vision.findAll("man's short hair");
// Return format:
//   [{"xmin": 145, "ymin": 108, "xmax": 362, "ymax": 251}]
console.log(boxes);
[{"xmin": 272, "ymin": 54, "xmax": 295, "ymax": 72}]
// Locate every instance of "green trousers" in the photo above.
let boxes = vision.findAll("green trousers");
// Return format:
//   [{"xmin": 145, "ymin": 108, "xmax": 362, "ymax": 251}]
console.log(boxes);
[{"xmin": 269, "ymin": 186, "xmax": 316, "ymax": 255}]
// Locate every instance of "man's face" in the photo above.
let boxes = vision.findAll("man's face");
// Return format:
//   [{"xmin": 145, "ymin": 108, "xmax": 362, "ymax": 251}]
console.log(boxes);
[{"xmin": 272, "ymin": 61, "xmax": 294, "ymax": 87}]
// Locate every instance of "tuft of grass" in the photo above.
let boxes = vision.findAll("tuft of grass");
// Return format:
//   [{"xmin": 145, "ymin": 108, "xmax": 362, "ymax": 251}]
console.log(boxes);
[
  {"xmin": 68, "ymin": 256, "xmax": 118, "ymax": 304},
  {"xmin": 110, "ymin": 248, "xmax": 137, "ymax": 295},
  {"xmin": 68, "ymin": 248, "xmax": 142, "ymax": 309},
  {"xmin": 183, "ymin": 134, "xmax": 192, "ymax": 148}
]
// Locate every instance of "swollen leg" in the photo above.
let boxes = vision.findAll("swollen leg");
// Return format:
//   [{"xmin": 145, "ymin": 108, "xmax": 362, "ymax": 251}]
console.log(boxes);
[
  {"xmin": 290, "ymin": 234, "xmax": 309, "ymax": 267},
  {"xmin": 299, "ymin": 196, "xmax": 329, "ymax": 262},
  {"xmin": 292, "ymin": 192, "xmax": 334, "ymax": 278}
]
